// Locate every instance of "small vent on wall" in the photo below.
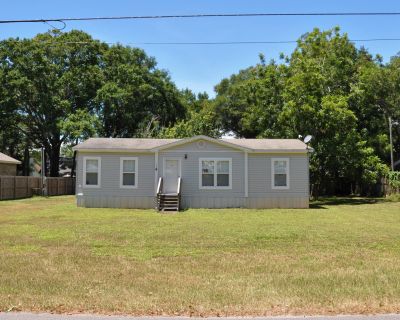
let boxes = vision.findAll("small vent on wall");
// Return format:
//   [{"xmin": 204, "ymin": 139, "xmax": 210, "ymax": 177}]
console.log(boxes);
[{"xmin": 197, "ymin": 140, "xmax": 206, "ymax": 149}]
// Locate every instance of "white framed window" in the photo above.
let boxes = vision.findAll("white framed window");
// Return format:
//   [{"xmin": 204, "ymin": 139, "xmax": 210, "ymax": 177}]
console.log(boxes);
[
  {"xmin": 199, "ymin": 158, "xmax": 232, "ymax": 189},
  {"xmin": 83, "ymin": 156, "xmax": 101, "ymax": 188},
  {"xmin": 120, "ymin": 157, "xmax": 138, "ymax": 188},
  {"xmin": 271, "ymin": 158, "xmax": 290, "ymax": 189}
]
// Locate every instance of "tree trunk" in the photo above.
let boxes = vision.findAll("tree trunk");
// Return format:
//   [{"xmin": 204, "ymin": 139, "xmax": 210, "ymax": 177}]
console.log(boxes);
[
  {"xmin": 49, "ymin": 144, "xmax": 60, "ymax": 177},
  {"xmin": 313, "ymin": 183, "xmax": 320, "ymax": 200},
  {"xmin": 22, "ymin": 145, "xmax": 30, "ymax": 176},
  {"xmin": 71, "ymin": 150, "xmax": 77, "ymax": 178}
]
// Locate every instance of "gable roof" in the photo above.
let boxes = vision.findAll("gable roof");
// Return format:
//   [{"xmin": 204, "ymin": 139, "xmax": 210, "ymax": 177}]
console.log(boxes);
[
  {"xmin": 0, "ymin": 152, "xmax": 21, "ymax": 164},
  {"xmin": 152, "ymin": 135, "xmax": 251, "ymax": 152},
  {"xmin": 74, "ymin": 135, "xmax": 308, "ymax": 153}
]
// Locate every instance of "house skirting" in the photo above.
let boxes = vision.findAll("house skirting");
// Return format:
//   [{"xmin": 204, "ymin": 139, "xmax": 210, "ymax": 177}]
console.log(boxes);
[
  {"xmin": 76, "ymin": 195, "xmax": 308, "ymax": 209},
  {"xmin": 76, "ymin": 195, "xmax": 155, "ymax": 209},
  {"xmin": 181, "ymin": 196, "xmax": 308, "ymax": 209}
]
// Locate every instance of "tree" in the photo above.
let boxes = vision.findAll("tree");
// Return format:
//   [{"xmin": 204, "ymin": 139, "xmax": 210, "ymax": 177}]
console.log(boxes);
[
  {"xmin": 97, "ymin": 45, "xmax": 187, "ymax": 138},
  {"xmin": 0, "ymin": 65, "xmax": 26, "ymax": 166},
  {"xmin": 349, "ymin": 55, "xmax": 393, "ymax": 163},
  {"xmin": 281, "ymin": 28, "xmax": 391, "ymax": 195},
  {"xmin": 385, "ymin": 56, "xmax": 400, "ymax": 164},
  {"xmin": 0, "ymin": 30, "xmax": 190, "ymax": 176},
  {"xmin": 0, "ymin": 30, "xmax": 105, "ymax": 176},
  {"xmin": 214, "ymin": 61, "xmax": 286, "ymax": 138},
  {"xmin": 212, "ymin": 27, "xmax": 391, "ymax": 195},
  {"xmin": 159, "ymin": 90, "xmax": 220, "ymax": 138},
  {"xmin": 1, "ymin": 26, "xmax": 397, "ymax": 195},
  {"xmin": 0, "ymin": 114, "xmax": 26, "ymax": 173}
]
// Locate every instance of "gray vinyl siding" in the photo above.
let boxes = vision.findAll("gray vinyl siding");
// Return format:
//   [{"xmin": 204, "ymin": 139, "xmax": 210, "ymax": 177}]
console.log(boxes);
[
  {"xmin": 158, "ymin": 140, "xmax": 244, "ymax": 200},
  {"xmin": 248, "ymin": 153, "xmax": 309, "ymax": 197},
  {"xmin": 245, "ymin": 153, "xmax": 309, "ymax": 208},
  {"xmin": 76, "ymin": 152, "xmax": 155, "ymax": 199}
]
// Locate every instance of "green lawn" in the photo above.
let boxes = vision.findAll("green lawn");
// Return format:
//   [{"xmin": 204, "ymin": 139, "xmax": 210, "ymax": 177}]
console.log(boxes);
[{"xmin": 0, "ymin": 196, "xmax": 400, "ymax": 316}]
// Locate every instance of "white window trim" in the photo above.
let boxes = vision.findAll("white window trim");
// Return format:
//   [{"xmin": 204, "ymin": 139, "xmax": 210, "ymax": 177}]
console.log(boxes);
[
  {"xmin": 83, "ymin": 156, "xmax": 101, "ymax": 188},
  {"xmin": 120, "ymin": 157, "xmax": 138, "ymax": 189},
  {"xmin": 271, "ymin": 158, "xmax": 290, "ymax": 190},
  {"xmin": 199, "ymin": 158, "xmax": 232, "ymax": 190}
]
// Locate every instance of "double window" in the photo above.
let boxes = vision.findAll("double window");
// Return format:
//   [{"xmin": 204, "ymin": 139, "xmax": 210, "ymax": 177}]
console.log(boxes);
[
  {"xmin": 200, "ymin": 158, "xmax": 232, "ymax": 189},
  {"xmin": 83, "ymin": 157, "xmax": 101, "ymax": 188},
  {"xmin": 271, "ymin": 158, "xmax": 289, "ymax": 189},
  {"xmin": 120, "ymin": 157, "xmax": 138, "ymax": 188}
]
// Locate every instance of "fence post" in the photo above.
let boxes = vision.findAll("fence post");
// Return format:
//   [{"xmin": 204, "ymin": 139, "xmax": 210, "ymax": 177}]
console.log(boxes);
[
  {"xmin": 13, "ymin": 176, "xmax": 16, "ymax": 199},
  {"xmin": 43, "ymin": 177, "xmax": 47, "ymax": 196},
  {"xmin": 0, "ymin": 177, "xmax": 2, "ymax": 200}
]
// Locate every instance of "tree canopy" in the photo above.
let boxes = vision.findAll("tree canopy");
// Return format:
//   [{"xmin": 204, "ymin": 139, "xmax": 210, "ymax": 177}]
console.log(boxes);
[
  {"xmin": 0, "ymin": 27, "xmax": 399, "ymax": 196},
  {"xmin": 212, "ymin": 28, "xmax": 399, "ymax": 195},
  {"xmin": 0, "ymin": 30, "xmax": 186, "ymax": 176}
]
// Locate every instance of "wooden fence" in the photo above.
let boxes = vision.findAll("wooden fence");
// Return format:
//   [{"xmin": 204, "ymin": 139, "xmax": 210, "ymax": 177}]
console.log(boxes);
[
  {"xmin": 380, "ymin": 177, "xmax": 400, "ymax": 196},
  {"xmin": 46, "ymin": 177, "xmax": 75, "ymax": 196},
  {"xmin": 0, "ymin": 176, "xmax": 75, "ymax": 200}
]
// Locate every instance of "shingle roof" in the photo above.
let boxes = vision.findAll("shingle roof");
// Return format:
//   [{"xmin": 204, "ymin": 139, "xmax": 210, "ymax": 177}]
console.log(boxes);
[
  {"xmin": 0, "ymin": 152, "xmax": 21, "ymax": 164},
  {"xmin": 74, "ymin": 136, "xmax": 307, "ymax": 152},
  {"xmin": 73, "ymin": 138, "xmax": 179, "ymax": 151},
  {"xmin": 221, "ymin": 138, "xmax": 307, "ymax": 151}
]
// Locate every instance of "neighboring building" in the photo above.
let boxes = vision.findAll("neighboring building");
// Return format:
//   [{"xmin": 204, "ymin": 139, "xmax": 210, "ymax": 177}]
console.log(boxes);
[
  {"xmin": 73, "ymin": 135, "xmax": 311, "ymax": 210},
  {"xmin": 0, "ymin": 152, "xmax": 21, "ymax": 176}
]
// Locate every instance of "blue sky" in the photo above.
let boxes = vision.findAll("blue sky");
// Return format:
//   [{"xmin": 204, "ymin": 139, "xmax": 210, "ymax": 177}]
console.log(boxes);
[{"xmin": 1, "ymin": 0, "xmax": 400, "ymax": 96}]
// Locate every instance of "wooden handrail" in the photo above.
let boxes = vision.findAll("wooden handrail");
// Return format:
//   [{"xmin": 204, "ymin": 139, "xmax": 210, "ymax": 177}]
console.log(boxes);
[
  {"xmin": 177, "ymin": 177, "xmax": 181, "ymax": 195},
  {"xmin": 157, "ymin": 177, "xmax": 163, "ymax": 195},
  {"xmin": 177, "ymin": 177, "xmax": 182, "ymax": 211}
]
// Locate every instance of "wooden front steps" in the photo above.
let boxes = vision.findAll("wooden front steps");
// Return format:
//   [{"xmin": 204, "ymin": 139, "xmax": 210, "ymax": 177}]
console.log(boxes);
[
  {"xmin": 157, "ymin": 193, "xmax": 180, "ymax": 212},
  {"xmin": 156, "ymin": 177, "xmax": 182, "ymax": 212}
]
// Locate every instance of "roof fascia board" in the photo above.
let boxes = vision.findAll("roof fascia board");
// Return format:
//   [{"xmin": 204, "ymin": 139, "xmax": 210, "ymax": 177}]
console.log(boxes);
[
  {"xmin": 0, "ymin": 160, "xmax": 21, "ymax": 164},
  {"xmin": 251, "ymin": 150, "xmax": 307, "ymax": 154},
  {"xmin": 74, "ymin": 148, "xmax": 307, "ymax": 154},
  {"xmin": 75, "ymin": 149, "xmax": 154, "ymax": 154}
]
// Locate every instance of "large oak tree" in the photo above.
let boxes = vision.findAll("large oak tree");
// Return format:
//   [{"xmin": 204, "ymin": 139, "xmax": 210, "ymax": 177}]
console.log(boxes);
[
  {"xmin": 0, "ymin": 30, "xmax": 187, "ymax": 176},
  {"xmin": 0, "ymin": 30, "xmax": 104, "ymax": 176}
]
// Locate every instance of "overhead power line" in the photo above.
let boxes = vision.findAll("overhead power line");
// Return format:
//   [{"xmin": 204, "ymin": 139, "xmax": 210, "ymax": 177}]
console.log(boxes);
[
  {"xmin": 24, "ymin": 38, "xmax": 400, "ymax": 46},
  {"xmin": 130, "ymin": 38, "xmax": 400, "ymax": 45},
  {"xmin": 1, "ymin": 12, "xmax": 400, "ymax": 24}
]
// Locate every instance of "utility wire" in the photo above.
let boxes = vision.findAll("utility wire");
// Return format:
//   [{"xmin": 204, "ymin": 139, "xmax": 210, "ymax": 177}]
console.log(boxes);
[
  {"xmin": 131, "ymin": 38, "xmax": 400, "ymax": 45},
  {"xmin": 23, "ymin": 38, "xmax": 400, "ymax": 46},
  {"xmin": 1, "ymin": 12, "xmax": 400, "ymax": 24}
]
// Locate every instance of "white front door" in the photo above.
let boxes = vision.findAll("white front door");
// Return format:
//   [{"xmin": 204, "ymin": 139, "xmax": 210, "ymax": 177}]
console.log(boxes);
[{"xmin": 163, "ymin": 159, "xmax": 180, "ymax": 194}]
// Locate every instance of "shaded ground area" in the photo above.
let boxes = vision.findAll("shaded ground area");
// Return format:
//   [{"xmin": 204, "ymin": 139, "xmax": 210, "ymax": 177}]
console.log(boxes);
[
  {"xmin": 0, "ymin": 196, "xmax": 400, "ymax": 316},
  {"xmin": 309, "ymin": 197, "xmax": 387, "ymax": 208}
]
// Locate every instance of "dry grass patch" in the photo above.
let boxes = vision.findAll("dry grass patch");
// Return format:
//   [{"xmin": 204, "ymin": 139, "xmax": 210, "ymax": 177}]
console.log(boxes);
[{"xmin": 0, "ymin": 196, "xmax": 400, "ymax": 315}]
